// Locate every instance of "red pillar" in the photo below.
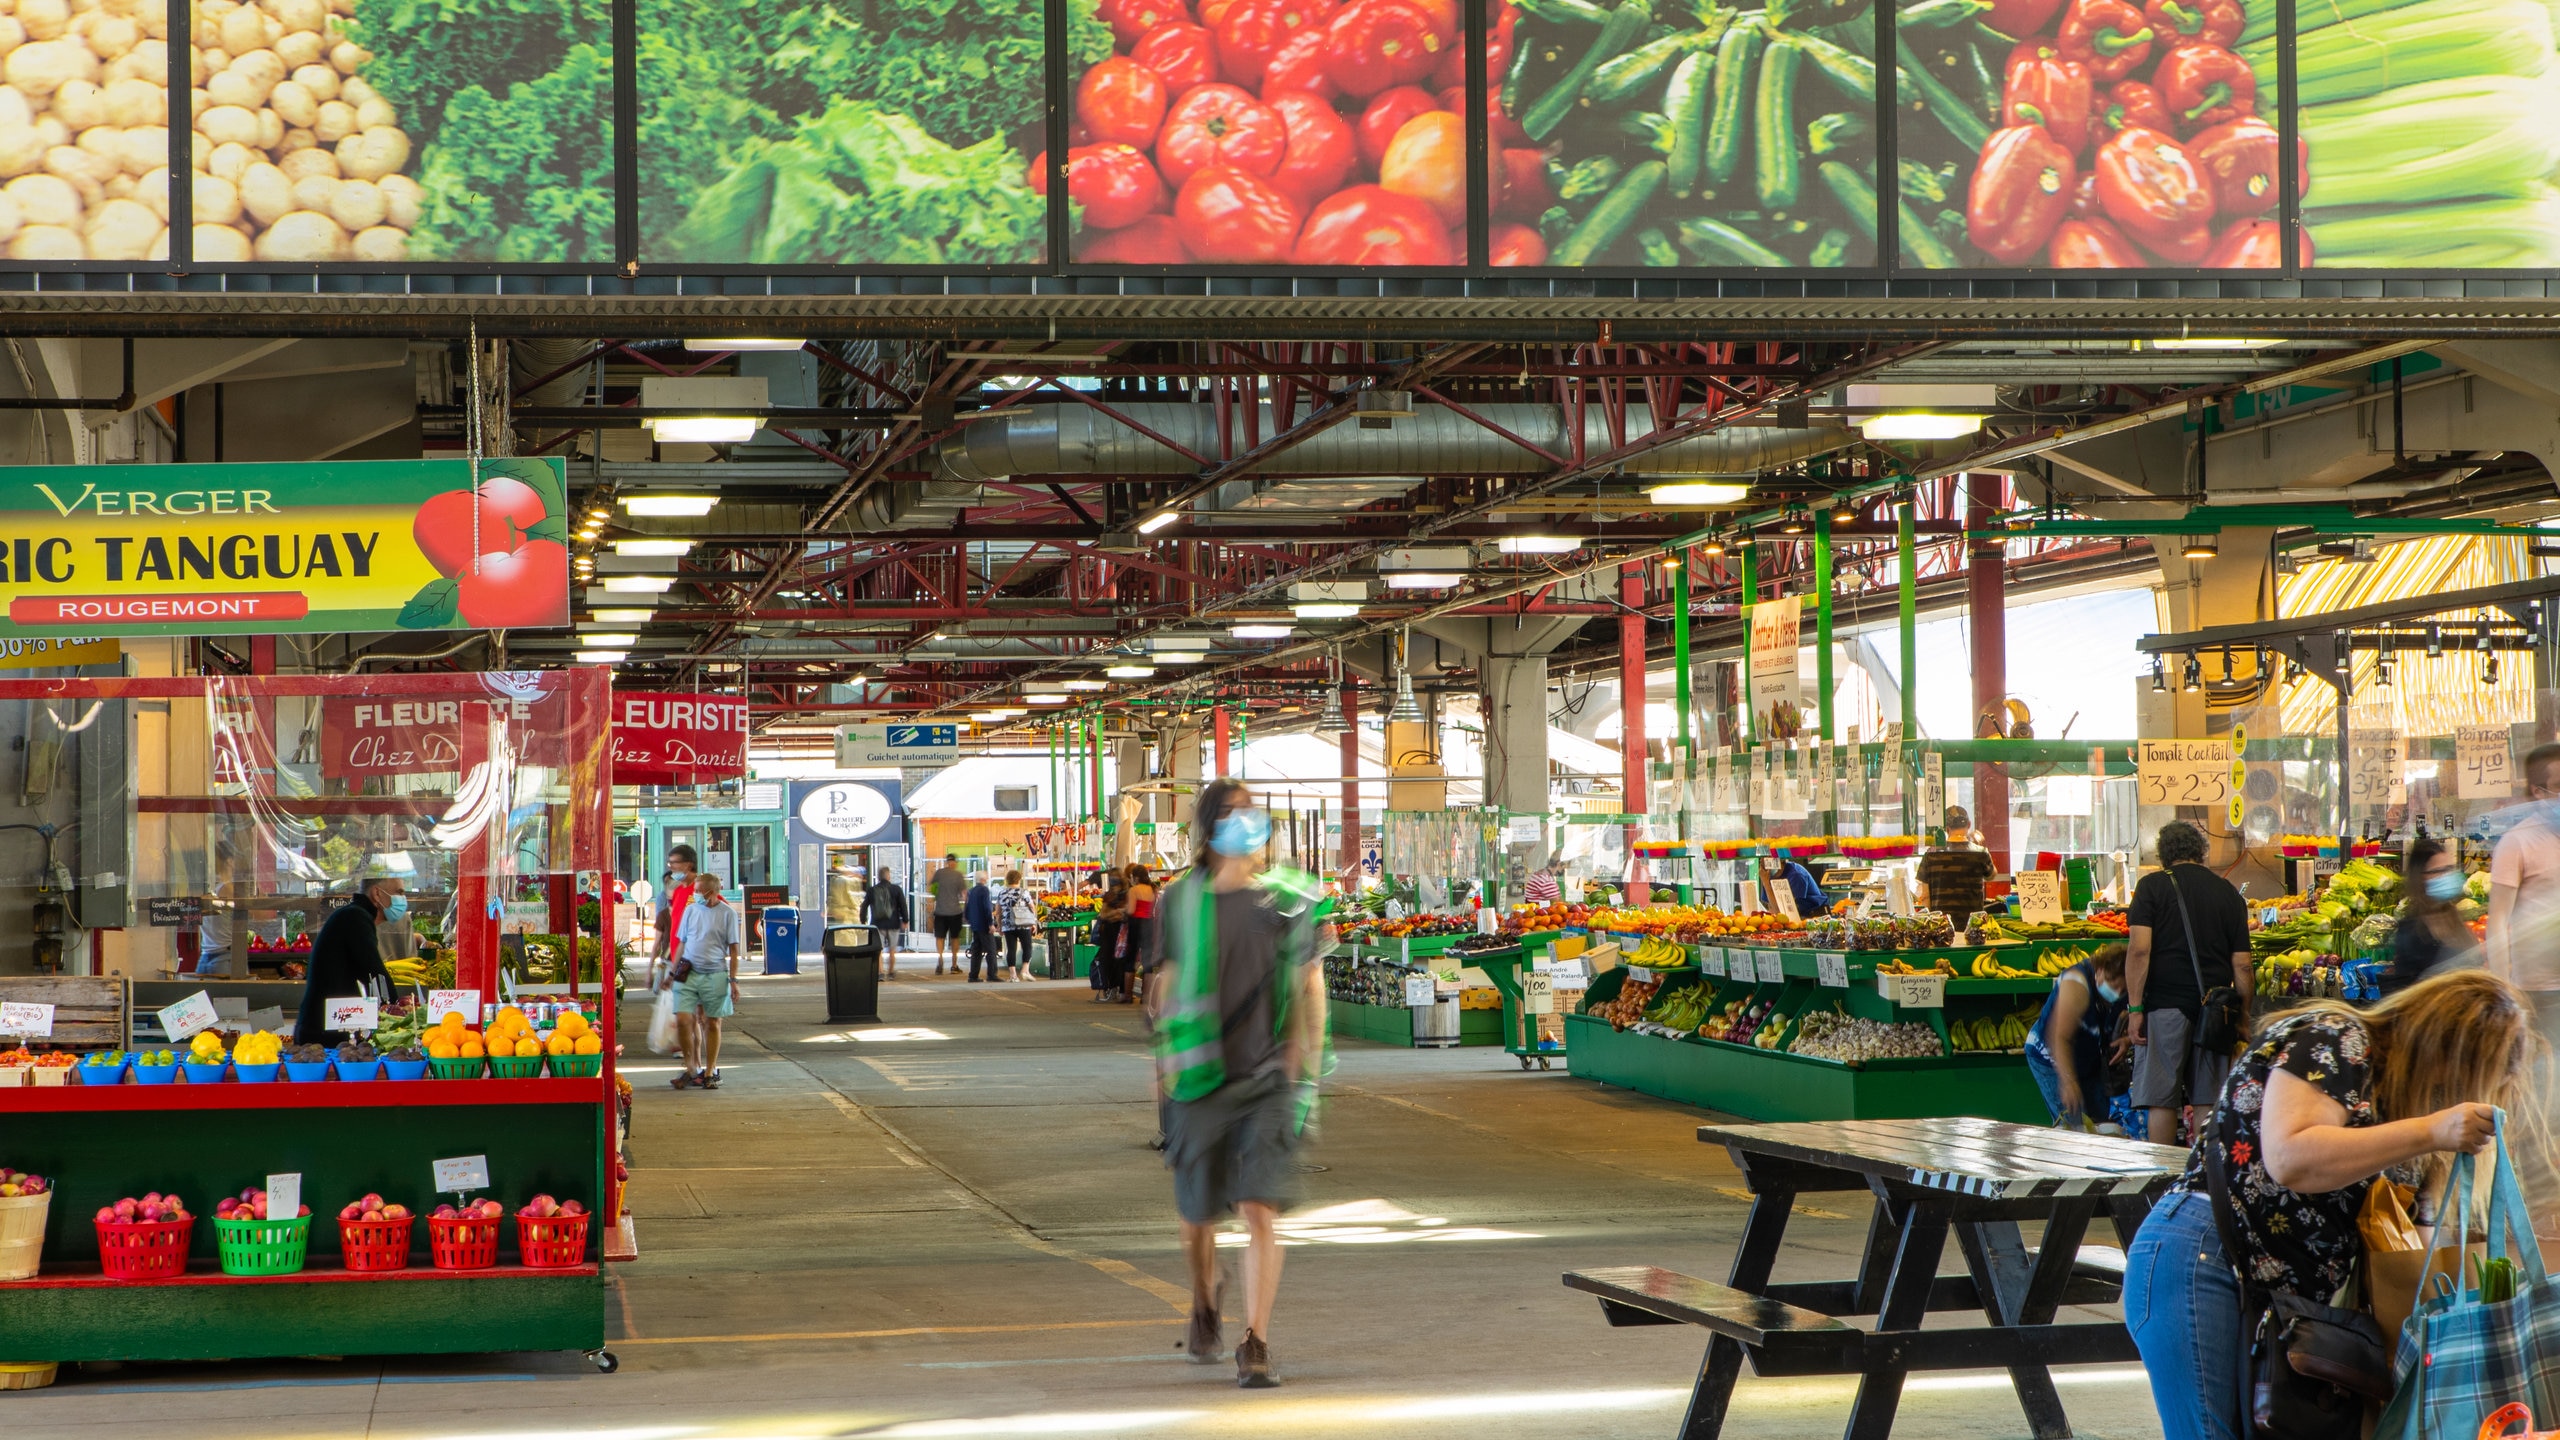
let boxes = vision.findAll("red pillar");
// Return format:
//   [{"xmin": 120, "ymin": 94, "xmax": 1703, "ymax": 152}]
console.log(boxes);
[
  {"xmin": 1620, "ymin": 562, "xmax": 1650, "ymax": 905},
  {"xmin": 1966, "ymin": 474, "xmax": 2011, "ymax": 866},
  {"xmin": 1213, "ymin": 705, "xmax": 1232, "ymax": 778},
  {"xmin": 1338, "ymin": 678, "xmax": 1360, "ymax": 877}
]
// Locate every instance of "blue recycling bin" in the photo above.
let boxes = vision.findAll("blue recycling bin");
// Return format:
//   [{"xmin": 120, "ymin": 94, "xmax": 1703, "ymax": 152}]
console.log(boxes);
[{"xmin": 761, "ymin": 906, "xmax": 801, "ymax": 975}]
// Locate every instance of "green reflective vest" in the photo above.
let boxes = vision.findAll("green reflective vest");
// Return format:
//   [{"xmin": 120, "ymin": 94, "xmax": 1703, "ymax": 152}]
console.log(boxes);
[{"xmin": 1154, "ymin": 865, "xmax": 1332, "ymax": 1108}]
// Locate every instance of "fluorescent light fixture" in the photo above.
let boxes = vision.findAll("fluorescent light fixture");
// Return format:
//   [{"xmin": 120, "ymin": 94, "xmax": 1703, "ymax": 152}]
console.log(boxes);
[
  {"xmin": 1288, "ymin": 580, "xmax": 1368, "ymax": 602},
  {"xmin": 591, "ymin": 608, "xmax": 656, "ymax": 623},
  {"xmin": 1022, "ymin": 681, "xmax": 1073, "ymax": 693},
  {"xmin": 1383, "ymin": 572, "xmax": 1463, "ymax": 588},
  {"xmin": 1644, "ymin": 481, "xmax": 1753, "ymax": 506},
  {"xmin": 1379, "ymin": 546, "xmax": 1469, "ymax": 572},
  {"xmin": 622, "ymin": 494, "xmax": 720, "ymax": 517},
  {"xmin": 1104, "ymin": 664, "xmax": 1157, "ymax": 678},
  {"xmin": 574, "ymin": 649, "xmax": 628, "ymax": 663},
  {"xmin": 1026, "ymin": 693, "xmax": 1069, "ymax": 703},
  {"xmin": 1152, "ymin": 635, "xmax": 1213, "ymax": 652},
  {"xmin": 969, "ymin": 711, "xmax": 1009, "ymax": 722},
  {"xmin": 1857, "ymin": 412, "xmax": 1986, "ymax": 440},
  {"xmin": 1061, "ymin": 679, "xmax": 1109, "ymax": 691},
  {"xmin": 576, "ymin": 632, "xmax": 640, "ymax": 646},
  {"xmin": 1136, "ymin": 510, "xmax": 1182, "ymax": 534},
  {"xmin": 2147, "ymin": 336, "xmax": 2284, "ymax": 350},
  {"xmin": 683, "ymin": 338, "xmax": 806, "ymax": 351},
  {"xmin": 1230, "ymin": 623, "xmax": 1293, "ymax": 639},
  {"xmin": 648, "ymin": 416, "xmax": 759, "ymax": 445},
  {"xmin": 601, "ymin": 575, "xmax": 676, "ymax": 593},
  {"xmin": 610, "ymin": 539, "xmax": 694, "ymax": 557},
  {"xmin": 1293, "ymin": 603, "xmax": 1360, "ymax": 619},
  {"xmin": 1498, "ymin": 535, "xmax": 1581, "ymax": 554},
  {"xmin": 1157, "ymin": 652, "xmax": 1206, "ymax": 663}
]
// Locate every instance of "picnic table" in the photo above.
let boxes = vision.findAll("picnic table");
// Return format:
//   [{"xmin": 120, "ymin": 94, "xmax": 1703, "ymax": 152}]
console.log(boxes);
[{"xmin": 1564, "ymin": 1116, "xmax": 2189, "ymax": 1440}]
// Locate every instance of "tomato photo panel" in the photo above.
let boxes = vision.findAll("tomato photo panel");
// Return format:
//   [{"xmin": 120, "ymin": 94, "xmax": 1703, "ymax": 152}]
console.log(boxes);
[
  {"xmin": 637, "ymin": 0, "xmax": 1077, "ymax": 265},
  {"xmin": 2278, "ymin": 0, "xmax": 2560, "ymax": 269},
  {"xmin": 1067, "ymin": 0, "xmax": 1473, "ymax": 265},
  {"xmin": 1494, "ymin": 0, "xmax": 1884, "ymax": 270},
  {"xmin": 1909, "ymin": 0, "xmax": 2283, "ymax": 269}
]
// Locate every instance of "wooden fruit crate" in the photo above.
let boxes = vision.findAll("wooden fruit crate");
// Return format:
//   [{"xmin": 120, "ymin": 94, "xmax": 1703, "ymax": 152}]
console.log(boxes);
[{"xmin": 0, "ymin": 976, "xmax": 125, "ymax": 1051}]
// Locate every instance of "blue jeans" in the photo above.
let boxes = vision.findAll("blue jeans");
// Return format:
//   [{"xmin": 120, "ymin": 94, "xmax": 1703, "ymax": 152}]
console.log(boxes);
[{"xmin": 2125, "ymin": 1189, "xmax": 2246, "ymax": 1440}]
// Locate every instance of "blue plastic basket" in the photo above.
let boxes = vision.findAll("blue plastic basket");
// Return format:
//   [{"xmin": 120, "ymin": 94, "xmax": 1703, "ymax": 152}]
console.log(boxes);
[
  {"xmin": 335, "ymin": 1057, "xmax": 382, "ymax": 1081},
  {"xmin": 282, "ymin": 1060, "xmax": 330, "ymax": 1083},
  {"xmin": 382, "ymin": 1057, "xmax": 429, "ymax": 1080},
  {"xmin": 233, "ymin": 1062, "xmax": 280, "ymax": 1084},
  {"xmin": 132, "ymin": 1061, "xmax": 178, "ymax": 1084},
  {"xmin": 180, "ymin": 1058, "xmax": 227, "ymax": 1084}
]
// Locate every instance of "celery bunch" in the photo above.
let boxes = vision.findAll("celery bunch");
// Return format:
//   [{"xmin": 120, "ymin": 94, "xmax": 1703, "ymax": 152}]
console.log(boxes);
[
  {"xmin": 2244, "ymin": 0, "xmax": 2555, "ymax": 107},
  {"xmin": 2299, "ymin": 74, "xmax": 2560, "ymax": 210},
  {"xmin": 2307, "ymin": 189, "xmax": 2560, "ymax": 268}
]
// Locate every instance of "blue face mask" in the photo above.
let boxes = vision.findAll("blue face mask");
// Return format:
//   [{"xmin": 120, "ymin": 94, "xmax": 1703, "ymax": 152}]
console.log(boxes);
[
  {"xmin": 1210, "ymin": 808, "xmax": 1272, "ymax": 857},
  {"xmin": 2426, "ymin": 870, "xmax": 2467, "ymax": 902},
  {"xmin": 383, "ymin": 893, "xmax": 409, "ymax": 921},
  {"xmin": 2096, "ymin": 979, "xmax": 2123, "ymax": 1003}
]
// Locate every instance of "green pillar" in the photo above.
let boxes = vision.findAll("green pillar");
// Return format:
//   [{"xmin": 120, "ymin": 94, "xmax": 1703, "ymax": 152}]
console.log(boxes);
[
  {"xmin": 1091, "ymin": 713, "xmax": 1106, "ymax": 822},
  {"xmin": 1740, "ymin": 540, "xmax": 1757, "ymax": 749},
  {"xmin": 1673, "ymin": 554, "xmax": 1693, "ymax": 768},
  {"xmin": 1898, "ymin": 497, "xmax": 1919, "ymax": 831},
  {"xmin": 1814, "ymin": 511, "xmax": 1835, "ymax": 743},
  {"xmin": 1048, "ymin": 723, "xmax": 1059, "ymax": 822}
]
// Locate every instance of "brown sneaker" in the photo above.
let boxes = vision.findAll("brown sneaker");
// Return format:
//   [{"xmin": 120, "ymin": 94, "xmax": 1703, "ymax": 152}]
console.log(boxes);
[
  {"xmin": 1235, "ymin": 1331, "xmax": 1276, "ymax": 1388},
  {"xmin": 1184, "ymin": 1300, "xmax": 1222, "ymax": 1363}
]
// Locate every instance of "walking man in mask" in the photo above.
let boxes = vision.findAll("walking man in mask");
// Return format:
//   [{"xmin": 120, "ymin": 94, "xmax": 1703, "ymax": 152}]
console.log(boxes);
[{"xmin": 1145, "ymin": 778, "xmax": 1331, "ymax": 1388}]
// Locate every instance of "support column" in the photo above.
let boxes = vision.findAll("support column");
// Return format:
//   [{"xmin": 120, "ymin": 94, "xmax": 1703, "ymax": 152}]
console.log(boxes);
[
  {"xmin": 1966, "ymin": 474, "xmax": 2010, "ymax": 864},
  {"xmin": 1213, "ymin": 705, "xmax": 1232, "ymax": 779},
  {"xmin": 1740, "ymin": 541, "xmax": 1758, "ymax": 748},
  {"xmin": 1620, "ymin": 561, "xmax": 1650, "ymax": 905},
  {"xmin": 1482, "ymin": 653, "xmax": 1553, "ymax": 863},
  {"xmin": 1673, "ymin": 555, "xmax": 1693, "ymax": 768},
  {"xmin": 1339, "ymin": 679, "xmax": 1361, "ymax": 877},
  {"xmin": 1898, "ymin": 497, "xmax": 1919, "ymax": 833},
  {"xmin": 1814, "ymin": 512, "xmax": 1836, "ymax": 743},
  {"xmin": 1161, "ymin": 724, "xmax": 1203, "ymax": 851},
  {"xmin": 1111, "ymin": 737, "xmax": 1143, "ymax": 869}
]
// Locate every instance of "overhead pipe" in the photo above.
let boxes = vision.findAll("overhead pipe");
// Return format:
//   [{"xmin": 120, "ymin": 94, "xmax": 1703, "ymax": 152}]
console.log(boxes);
[{"xmin": 931, "ymin": 401, "xmax": 1853, "ymax": 482}]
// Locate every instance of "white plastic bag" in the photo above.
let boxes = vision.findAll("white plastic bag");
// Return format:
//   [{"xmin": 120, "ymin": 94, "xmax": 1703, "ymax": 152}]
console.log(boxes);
[{"xmin": 647, "ymin": 983, "xmax": 679, "ymax": 1056}]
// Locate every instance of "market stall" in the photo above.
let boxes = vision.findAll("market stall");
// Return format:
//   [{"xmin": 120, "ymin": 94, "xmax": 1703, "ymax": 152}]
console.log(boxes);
[{"xmin": 0, "ymin": 670, "xmax": 621, "ymax": 1372}]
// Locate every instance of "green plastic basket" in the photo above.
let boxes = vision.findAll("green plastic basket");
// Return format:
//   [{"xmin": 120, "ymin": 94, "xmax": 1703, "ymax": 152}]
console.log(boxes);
[
  {"xmin": 214, "ymin": 1213, "xmax": 309, "ymax": 1276},
  {"xmin": 486, "ymin": 1055, "xmax": 542, "ymax": 1078},
  {"xmin": 546, "ymin": 1054, "xmax": 602, "ymax": 1078},
  {"xmin": 427, "ymin": 1056, "xmax": 483, "ymax": 1080}
]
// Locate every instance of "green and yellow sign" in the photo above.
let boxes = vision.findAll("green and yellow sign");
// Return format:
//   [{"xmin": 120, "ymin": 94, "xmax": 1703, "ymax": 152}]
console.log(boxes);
[{"xmin": 0, "ymin": 459, "xmax": 570, "ymax": 637}]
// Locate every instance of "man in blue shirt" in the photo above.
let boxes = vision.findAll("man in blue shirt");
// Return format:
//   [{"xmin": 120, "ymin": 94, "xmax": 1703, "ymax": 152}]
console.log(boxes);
[
  {"xmin": 1773, "ymin": 857, "xmax": 1827, "ymax": 917},
  {"xmin": 964, "ymin": 872, "xmax": 998, "ymax": 982}
]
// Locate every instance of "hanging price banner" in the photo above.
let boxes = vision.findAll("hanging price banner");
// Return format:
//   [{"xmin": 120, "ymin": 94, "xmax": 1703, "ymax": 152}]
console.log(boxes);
[
  {"xmin": 2458, "ymin": 725, "xmax": 2516, "ymax": 799},
  {"xmin": 2136, "ymin": 739, "xmax": 2232, "ymax": 808},
  {"xmin": 2349, "ymin": 728, "xmax": 2406, "ymax": 807}
]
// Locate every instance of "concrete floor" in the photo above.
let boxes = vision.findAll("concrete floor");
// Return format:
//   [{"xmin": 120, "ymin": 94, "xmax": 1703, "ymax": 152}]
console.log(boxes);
[{"xmin": 9, "ymin": 971, "xmax": 2169, "ymax": 1439}]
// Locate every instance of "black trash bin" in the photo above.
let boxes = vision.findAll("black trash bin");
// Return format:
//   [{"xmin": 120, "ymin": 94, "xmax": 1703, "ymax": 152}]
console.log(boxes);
[{"xmin": 823, "ymin": 924, "xmax": 882, "ymax": 1024}]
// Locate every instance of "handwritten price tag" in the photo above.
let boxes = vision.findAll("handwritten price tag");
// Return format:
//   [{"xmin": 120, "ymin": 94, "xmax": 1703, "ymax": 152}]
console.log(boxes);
[
  {"xmin": 266, "ymin": 1172, "xmax": 300, "ymax": 1221},
  {"xmin": 156, "ymin": 990, "xmax": 220, "ymax": 1042},
  {"xmin": 0, "ymin": 1001, "xmax": 52, "ymax": 1037},
  {"xmin": 2015, "ymin": 870, "xmax": 2066, "ymax": 925},
  {"xmin": 1815, "ymin": 953, "xmax": 1848, "ymax": 988},
  {"xmin": 426, "ymin": 989, "xmax": 481, "ymax": 1026},
  {"xmin": 1882, "ymin": 973, "xmax": 1946, "ymax": 1008},
  {"xmin": 325, "ymin": 997, "xmax": 380, "ymax": 1031},
  {"xmin": 1524, "ymin": 970, "xmax": 1555, "ymax": 1015},
  {"xmin": 431, "ymin": 1155, "xmax": 490, "ymax": 1193},
  {"xmin": 1699, "ymin": 947, "xmax": 1725, "ymax": 978},
  {"xmin": 2458, "ymin": 725, "xmax": 2516, "ymax": 799},
  {"xmin": 1755, "ymin": 950, "xmax": 1785, "ymax": 984},
  {"xmin": 2137, "ymin": 739, "xmax": 2233, "ymax": 809}
]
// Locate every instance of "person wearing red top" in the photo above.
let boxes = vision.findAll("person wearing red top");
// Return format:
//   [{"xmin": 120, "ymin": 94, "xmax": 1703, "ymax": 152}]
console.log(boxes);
[{"xmin": 654, "ymin": 844, "xmax": 698, "ymax": 986}]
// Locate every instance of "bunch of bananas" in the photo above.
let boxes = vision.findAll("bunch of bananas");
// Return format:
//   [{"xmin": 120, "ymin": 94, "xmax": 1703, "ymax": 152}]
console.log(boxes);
[
  {"xmin": 1948, "ymin": 1005, "xmax": 2045, "ymax": 1052},
  {"xmin": 1968, "ymin": 955, "xmax": 2045, "ymax": 979},
  {"xmin": 384, "ymin": 956, "xmax": 432, "ymax": 989},
  {"xmin": 1627, "ymin": 935, "xmax": 1692, "ymax": 969},
  {"xmin": 1876, "ymin": 958, "xmax": 1955, "ymax": 976}
]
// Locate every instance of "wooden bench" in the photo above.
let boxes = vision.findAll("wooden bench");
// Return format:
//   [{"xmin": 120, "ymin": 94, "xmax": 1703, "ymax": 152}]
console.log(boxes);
[{"xmin": 1567, "ymin": 1265, "xmax": 1855, "ymax": 1351}]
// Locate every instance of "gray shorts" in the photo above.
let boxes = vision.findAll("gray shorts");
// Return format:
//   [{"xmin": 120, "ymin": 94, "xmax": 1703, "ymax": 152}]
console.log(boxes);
[
  {"xmin": 1164, "ymin": 1070, "xmax": 1300, "ymax": 1225},
  {"xmin": 2131, "ymin": 1006, "xmax": 2233, "ymax": 1110}
]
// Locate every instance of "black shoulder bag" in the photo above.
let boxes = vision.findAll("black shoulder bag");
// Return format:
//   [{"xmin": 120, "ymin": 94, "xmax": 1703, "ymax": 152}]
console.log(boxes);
[
  {"xmin": 2199, "ymin": 1112, "xmax": 2391, "ymax": 1438},
  {"xmin": 2167, "ymin": 863, "xmax": 2250, "ymax": 1054}
]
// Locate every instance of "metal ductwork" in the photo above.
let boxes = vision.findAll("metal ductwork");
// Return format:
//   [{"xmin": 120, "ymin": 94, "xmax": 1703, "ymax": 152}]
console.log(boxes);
[
  {"xmin": 852, "ymin": 477, "xmax": 983, "ymax": 530},
  {"xmin": 932, "ymin": 402, "xmax": 1852, "ymax": 482}
]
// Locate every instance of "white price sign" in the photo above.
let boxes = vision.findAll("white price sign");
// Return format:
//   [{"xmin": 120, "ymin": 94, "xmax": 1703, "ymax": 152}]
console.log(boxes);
[
  {"xmin": 1506, "ymin": 815, "xmax": 1543, "ymax": 846},
  {"xmin": 1882, "ymin": 973, "xmax": 1946, "ymax": 1008},
  {"xmin": 1401, "ymin": 974, "xmax": 1437, "ymax": 1009},
  {"xmin": 1755, "ymin": 951, "xmax": 1785, "ymax": 984},
  {"xmin": 1815, "ymin": 953, "xmax": 1848, "ymax": 988},
  {"xmin": 2458, "ymin": 726, "xmax": 2516, "ymax": 799},
  {"xmin": 431, "ymin": 1154, "xmax": 491, "ymax": 1193},
  {"xmin": 266, "ymin": 1172, "xmax": 300, "ymax": 1221},
  {"xmin": 156, "ymin": 990, "xmax": 221, "ymax": 1042},
  {"xmin": 324, "ymin": 997, "xmax": 380, "ymax": 1032},
  {"xmin": 427, "ymin": 990, "xmax": 482, "ymax": 1026},
  {"xmin": 1524, "ymin": 970, "xmax": 1555, "ymax": 1015},
  {"xmin": 2014, "ymin": 870, "xmax": 2067, "ymax": 926},
  {"xmin": 0, "ymin": 1001, "xmax": 53, "ymax": 1037},
  {"xmin": 1768, "ymin": 877, "xmax": 1801, "ymax": 922},
  {"xmin": 2349, "ymin": 728, "xmax": 2406, "ymax": 807},
  {"xmin": 1699, "ymin": 947, "xmax": 1725, "ymax": 978},
  {"xmin": 2137, "ymin": 739, "xmax": 2233, "ymax": 809}
]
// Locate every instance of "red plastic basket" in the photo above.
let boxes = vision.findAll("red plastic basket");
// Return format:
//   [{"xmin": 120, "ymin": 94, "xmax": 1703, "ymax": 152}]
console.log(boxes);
[
  {"xmin": 514, "ymin": 1212, "xmax": 590, "ymax": 1268},
  {"xmin": 425, "ymin": 1214, "xmax": 500, "ymax": 1271},
  {"xmin": 95, "ymin": 1217, "xmax": 193, "ymax": 1281},
  {"xmin": 340, "ymin": 1214, "xmax": 414, "ymax": 1272}
]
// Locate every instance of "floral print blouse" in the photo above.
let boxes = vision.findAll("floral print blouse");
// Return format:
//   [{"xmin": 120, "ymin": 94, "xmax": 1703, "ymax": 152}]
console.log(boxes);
[{"xmin": 2173, "ymin": 1012, "xmax": 2396, "ymax": 1297}]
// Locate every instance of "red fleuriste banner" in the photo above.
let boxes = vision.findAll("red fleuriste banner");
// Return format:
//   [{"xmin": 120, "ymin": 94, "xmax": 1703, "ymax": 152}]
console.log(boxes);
[
  {"xmin": 318, "ymin": 694, "xmax": 571, "ymax": 779},
  {"xmin": 611, "ymin": 693, "xmax": 749, "ymax": 785}
]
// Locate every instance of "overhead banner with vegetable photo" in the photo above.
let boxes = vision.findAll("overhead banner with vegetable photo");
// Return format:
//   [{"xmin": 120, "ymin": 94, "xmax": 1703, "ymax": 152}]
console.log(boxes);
[
  {"xmin": 188, "ymin": 0, "xmax": 613, "ymax": 263},
  {"xmin": 1913, "ymin": 0, "xmax": 2283, "ymax": 268},
  {"xmin": 0, "ymin": 0, "xmax": 173, "ymax": 261},
  {"xmin": 638, "ymin": 0, "xmax": 1069, "ymax": 265},
  {"xmin": 2275, "ymin": 0, "xmax": 2560, "ymax": 268},
  {"xmin": 1064, "ymin": 0, "xmax": 1475, "ymax": 264},
  {"xmin": 1492, "ymin": 0, "xmax": 1884, "ymax": 269}
]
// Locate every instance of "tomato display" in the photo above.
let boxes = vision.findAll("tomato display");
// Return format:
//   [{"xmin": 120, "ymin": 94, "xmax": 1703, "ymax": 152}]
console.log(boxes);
[{"xmin": 1071, "ymin": 0, "xmax": 1468, "ymax": 264}]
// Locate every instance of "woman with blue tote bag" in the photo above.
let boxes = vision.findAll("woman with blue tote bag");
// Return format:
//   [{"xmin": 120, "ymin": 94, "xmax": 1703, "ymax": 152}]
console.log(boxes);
[{"xmin": 2127, "ymin": 970, "xmax": 2539, "ymax": 1440}]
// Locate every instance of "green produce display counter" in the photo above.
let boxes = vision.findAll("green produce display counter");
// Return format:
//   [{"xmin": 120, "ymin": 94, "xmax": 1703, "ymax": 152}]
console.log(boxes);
[
  {"xmin": 1450, "ymin": 943, "xmax": 1572, "ymax": 1070},
  {"xmin": 1325, "ymin": 997, "xmax": 1502, "ymax": 1048},
  {"xmin": 0, "ymin": 1078, "xmax": 612, "ymax": 1367}
]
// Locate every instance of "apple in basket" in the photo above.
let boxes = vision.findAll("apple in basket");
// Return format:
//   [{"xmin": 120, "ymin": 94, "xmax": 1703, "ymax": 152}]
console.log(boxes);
[
  {"xmin": 515, "ymin": 1194, "xmax": 587, "ymax": 1219},
  {"xmin": 432, "ymin": 1200, "xmax": 505, "ymax": 1220},
  {"xmin": 95, "ymin": 1192, "xmax": 189, "ymax": 1224},
  {"xmin": 216, "ymin": 1187, "xmax": 310, "ymax": 1221},
  {"xmin": 0, "ymin": 1169, "xmax": 47, "ymax": 1197}
]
